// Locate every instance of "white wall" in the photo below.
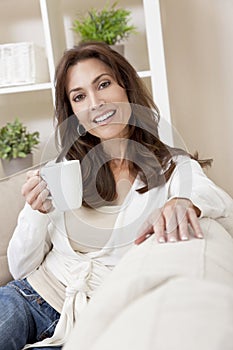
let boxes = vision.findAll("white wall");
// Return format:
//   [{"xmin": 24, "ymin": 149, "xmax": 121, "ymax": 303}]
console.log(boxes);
[{"xmin": 160, "ymin": 0, "xmax": 233, "ymax": 197}]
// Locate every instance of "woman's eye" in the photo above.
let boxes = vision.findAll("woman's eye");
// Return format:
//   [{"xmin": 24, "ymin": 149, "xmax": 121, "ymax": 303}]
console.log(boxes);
[
  {"xmin": 99, "ymin": 81, "xmax": 111, "ymax": 90},
  {"xmin": 73, "ymin": 93, "xmax": 85, "ymax": 102}
]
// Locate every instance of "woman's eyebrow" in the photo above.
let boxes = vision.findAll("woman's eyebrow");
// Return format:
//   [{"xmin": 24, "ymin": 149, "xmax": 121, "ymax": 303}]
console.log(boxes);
[
  {"xmin": 68, "ymin": 73, "xmax": 112, "ymax": 96},
  {"xmin": 92, "ymin": 73, "xmax": 111, "ymax": 85}
]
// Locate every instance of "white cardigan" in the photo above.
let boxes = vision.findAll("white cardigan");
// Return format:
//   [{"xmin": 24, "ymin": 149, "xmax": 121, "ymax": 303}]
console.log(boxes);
[{"xmin": 7, "ymin": 156, "xmax": 233, "ymax": 348}]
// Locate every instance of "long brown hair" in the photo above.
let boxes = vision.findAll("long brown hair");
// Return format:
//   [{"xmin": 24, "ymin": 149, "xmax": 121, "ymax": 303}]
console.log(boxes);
[{"xmin": 54, "ymin": 41, "xmax": 210, "ymax": 208}]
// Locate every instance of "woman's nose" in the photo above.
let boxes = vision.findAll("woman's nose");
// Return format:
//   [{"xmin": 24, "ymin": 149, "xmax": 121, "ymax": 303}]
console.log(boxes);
[{"xmin": 89, "ymin": 93, "xmax": 105, "ymax": 111}]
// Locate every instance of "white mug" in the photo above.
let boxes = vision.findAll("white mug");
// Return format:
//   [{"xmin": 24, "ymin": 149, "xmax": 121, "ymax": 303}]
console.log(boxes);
[{"xmin": 40, "ymin": 160, "xmax": 82, "ymax": 211}]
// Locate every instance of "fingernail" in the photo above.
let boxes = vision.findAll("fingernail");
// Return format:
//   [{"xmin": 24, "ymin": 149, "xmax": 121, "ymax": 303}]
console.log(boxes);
[
  {"xmin": 181, "ymin": 235, "xmax": 188, "ymax": 241},
  {"xmin": 158, "ymin": 237, "xmax": 165, "ymax": 243},
  {"xmin": 169, "ymin": 236, "xmax": 177, "ymax": 243}
]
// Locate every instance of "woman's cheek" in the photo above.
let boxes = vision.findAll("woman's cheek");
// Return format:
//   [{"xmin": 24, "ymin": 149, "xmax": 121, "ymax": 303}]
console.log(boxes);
[{"xmin": 76, "ymin": 110, "xmax": 90, "ymax": 128}]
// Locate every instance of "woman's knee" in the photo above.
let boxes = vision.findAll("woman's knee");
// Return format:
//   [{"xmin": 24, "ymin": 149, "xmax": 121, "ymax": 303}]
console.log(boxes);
[{"xmin": 0, "ymin": 283, "xmax": 33, "ymax": 349}]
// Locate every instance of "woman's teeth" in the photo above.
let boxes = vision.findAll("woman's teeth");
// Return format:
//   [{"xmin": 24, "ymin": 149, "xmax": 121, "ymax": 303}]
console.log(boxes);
[{"xmin": 94, "ymin": 111, "xmax": 115, "ymax": 123}]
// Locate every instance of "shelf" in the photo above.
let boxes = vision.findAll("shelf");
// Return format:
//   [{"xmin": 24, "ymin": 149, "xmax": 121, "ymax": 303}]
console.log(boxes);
[
  {"xmin": 0, "ymin": 82, "xmax": 53, "ymax": 95},
  {"xmin": 137, "ymin": 70, "xmax": 151, "ymax": 78}
]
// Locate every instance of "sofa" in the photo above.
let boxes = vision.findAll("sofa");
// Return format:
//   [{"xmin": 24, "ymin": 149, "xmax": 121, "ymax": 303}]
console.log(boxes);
[
  {"xmin": 64, "ymin": 215, "xmax": 233, "ymax": 350},
  {"xmin": 1, "ymin": 166, "xmax": 233, "ymax": 350}
]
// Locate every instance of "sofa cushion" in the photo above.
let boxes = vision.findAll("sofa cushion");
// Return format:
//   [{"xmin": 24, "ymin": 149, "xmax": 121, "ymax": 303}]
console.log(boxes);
[{"xmin": 0, "ymin": 164, "xmax": 42, "ymax": 286}]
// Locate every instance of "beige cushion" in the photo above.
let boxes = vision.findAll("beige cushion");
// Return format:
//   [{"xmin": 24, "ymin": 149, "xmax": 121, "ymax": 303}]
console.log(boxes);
[
  {"xmin": 64, "ymin": 218, "xmax": 233, "ymax": 350},
  {"xmin": 0, "ymin": 164, "xmax": 42, "ymax": 286}
]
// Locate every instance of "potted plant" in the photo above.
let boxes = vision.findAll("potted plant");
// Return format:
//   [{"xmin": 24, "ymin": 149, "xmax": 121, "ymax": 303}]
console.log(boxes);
[
  {"xmin": 0, "ymin": 118, "xmax": 40, "ymax": 176},
  {"xmin": 72, "ymin": 1, "xmax": 137, "ymax": 55}
]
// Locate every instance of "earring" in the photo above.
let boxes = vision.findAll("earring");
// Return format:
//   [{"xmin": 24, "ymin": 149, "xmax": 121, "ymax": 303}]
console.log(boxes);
[{"xmin": 77, "ymin": 124, "xmax": 86, "ymax": 136}]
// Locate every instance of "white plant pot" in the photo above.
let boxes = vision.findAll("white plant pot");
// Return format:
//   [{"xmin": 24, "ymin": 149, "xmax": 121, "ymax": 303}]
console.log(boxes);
[{"xmin": 1, "ymin": 153, "xmax": 33, "ymax": 177}]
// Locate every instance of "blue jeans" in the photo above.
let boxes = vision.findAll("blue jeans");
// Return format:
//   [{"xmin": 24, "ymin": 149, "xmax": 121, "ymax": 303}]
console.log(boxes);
[{"xmin": 0, "ymin": 278, "xmax": 61, "ymax": 350}]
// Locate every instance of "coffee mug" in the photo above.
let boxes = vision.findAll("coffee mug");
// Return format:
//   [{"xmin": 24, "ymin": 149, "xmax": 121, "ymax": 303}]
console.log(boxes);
[{"xmin": 40, "ymin": 160, "xmax": 82, "ymax": 211}]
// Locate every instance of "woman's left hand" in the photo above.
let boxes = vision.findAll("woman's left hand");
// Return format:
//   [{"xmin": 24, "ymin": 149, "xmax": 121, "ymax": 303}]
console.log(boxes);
[{"xmin": 135, "ymin": 198, "xmax": 203, "ymax": 244}]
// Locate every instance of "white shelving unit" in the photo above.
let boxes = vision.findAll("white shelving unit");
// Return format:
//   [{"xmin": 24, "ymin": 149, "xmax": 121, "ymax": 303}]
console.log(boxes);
[
  {"xmin": 0, "ymin": 0, "xmax": 172, "ymax": 177},
  {"xmin": 0, "ymin": 82, "xmax": 53, "ymax": 95},
  {"xmin": 143, "ymin": 0, "xmax": 173, "ymax": 145}
]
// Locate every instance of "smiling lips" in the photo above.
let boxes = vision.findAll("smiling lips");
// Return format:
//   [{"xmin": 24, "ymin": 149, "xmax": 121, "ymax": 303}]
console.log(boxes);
[{"xmin": 93, "ymin": 110, "xmax": 116, "ymax": 125}]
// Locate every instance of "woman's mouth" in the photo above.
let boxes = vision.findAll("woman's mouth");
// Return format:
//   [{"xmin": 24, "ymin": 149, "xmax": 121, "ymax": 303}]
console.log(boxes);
[{"xmin": 93, "ymin": 110, "xmax": 116, "ymax": 125}]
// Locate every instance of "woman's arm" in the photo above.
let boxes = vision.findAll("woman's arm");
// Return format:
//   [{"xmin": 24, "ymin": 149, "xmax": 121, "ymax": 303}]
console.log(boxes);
[
  {"xmin": 135, "ymin": 156, "xmax": 233, "ymax": 244},
  {"xmin": 7, "ymin": 203, "xmax": 52, "ymax": 279},
  {"xmin": 168, "ymin": 156, "xmax": 233, "ymax": 218},
  {"xmin": 7, "ymin": 169, "xmax": 53, "ymax": 279}
]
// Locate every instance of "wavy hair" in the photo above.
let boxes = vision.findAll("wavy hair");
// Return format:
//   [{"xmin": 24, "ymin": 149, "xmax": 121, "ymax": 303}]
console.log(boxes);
[{"xmin": 54, "ymin": 41, "xmax": 210, "ymax": 208}]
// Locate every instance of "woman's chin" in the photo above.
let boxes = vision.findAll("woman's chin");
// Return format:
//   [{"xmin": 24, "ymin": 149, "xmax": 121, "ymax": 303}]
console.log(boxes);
[{"xmin": 90, "ymin": 124, "xmax": 129, "ymax": 140}]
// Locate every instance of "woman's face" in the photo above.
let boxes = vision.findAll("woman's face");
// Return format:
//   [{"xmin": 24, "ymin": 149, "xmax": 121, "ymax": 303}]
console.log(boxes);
[{"xmin": 66, "ymin": 58, "xmax": 131, "ymax": 141}]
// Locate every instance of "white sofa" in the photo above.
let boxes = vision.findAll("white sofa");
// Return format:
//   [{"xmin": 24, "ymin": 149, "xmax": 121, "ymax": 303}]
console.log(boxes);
[
  {"xmin": 64, "ymin": 215, "xmax": 233, "ymax": 350},
  {"xmin": 1, "ymin": 166, "xmax": 233, "ymax": 350}
]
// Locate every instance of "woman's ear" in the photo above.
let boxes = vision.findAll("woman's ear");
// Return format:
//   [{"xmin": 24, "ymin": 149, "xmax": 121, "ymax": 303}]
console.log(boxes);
[{"xmin": 77, "ymin": 123, "xmax": 86, "ymax": 136}]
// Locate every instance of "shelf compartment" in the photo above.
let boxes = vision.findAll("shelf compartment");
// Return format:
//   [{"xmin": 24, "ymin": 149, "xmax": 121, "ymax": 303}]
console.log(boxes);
[{"xmin": 137, "ymin": 70, "xmax": 151, "ymax": 78}]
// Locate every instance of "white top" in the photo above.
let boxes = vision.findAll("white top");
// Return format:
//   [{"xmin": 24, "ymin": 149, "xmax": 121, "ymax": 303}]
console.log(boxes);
[
  {"xmin": 7, "ymin": 156, "xmax": 233, "ymax": 348},
  {"xmin": 65, "ymin": 204, "xmax": 122, "ymax": 253}
]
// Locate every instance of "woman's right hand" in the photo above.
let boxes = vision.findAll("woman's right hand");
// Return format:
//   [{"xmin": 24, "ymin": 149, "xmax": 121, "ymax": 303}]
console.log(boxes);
[{"xmin": 21, "ymin": 169, "xmax": 52, "ymax": 213}]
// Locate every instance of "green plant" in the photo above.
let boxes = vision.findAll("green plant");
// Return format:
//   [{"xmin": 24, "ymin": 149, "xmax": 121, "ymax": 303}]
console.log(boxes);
[
  {"xmin": 72, "ymin": 1, "xmax": 137, "ymax": 45},
  {"xmin": 0, "ymin": 118, "xmax": 40, "ymax": 160}
]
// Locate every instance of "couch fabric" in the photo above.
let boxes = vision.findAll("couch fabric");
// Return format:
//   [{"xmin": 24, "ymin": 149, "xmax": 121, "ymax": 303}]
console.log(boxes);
[{"xmin": 64, "ymin": 217, "xmax": 233, "ymax": 350}]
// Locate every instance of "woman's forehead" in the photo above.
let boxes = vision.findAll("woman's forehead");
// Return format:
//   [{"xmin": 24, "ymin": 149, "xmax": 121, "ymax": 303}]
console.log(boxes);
[{"xmin": 66, "ymin": 58, "xmax": 115, "ymax": 88}]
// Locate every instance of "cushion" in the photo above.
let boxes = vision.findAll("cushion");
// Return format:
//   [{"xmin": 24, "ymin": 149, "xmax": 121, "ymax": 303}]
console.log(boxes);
[
  {"xmin": 64, "ymin": 218, "xmax": 233, "ymax": 350},
  {"xmin": 0, "ymin": 164, "xmax": 42, "ymax": 286}
]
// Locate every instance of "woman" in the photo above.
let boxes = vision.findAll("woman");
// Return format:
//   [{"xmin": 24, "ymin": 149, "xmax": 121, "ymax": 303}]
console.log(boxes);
[{"xmin": 0, "ymin": 42, "xmax": 232, "ymax": 349}]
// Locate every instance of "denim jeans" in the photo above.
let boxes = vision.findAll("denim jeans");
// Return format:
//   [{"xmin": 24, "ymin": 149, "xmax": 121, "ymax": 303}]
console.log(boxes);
[{"xmin": 0, "ymin": 278, "xmax": 61, "ymax": 350}]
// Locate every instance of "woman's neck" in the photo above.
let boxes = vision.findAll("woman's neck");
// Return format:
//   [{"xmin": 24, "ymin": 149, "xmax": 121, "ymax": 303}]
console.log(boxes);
[
  {"xmin": 101, "ymin": 137, "xmax": 137, "ymax": 205},
  {"xmin": 101, "ymin": 137, "xmax": 128, "ymax": 160},
  {"xmin": 110, "ymin": 160, "xmax": 135, "ymax": 205}
]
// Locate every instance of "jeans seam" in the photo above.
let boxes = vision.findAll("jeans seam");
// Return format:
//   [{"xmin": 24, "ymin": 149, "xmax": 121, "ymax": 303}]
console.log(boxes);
[
  {"xmin": 8, "ymin": 279, "xmax": 60, "ymax": 325},
  {"xmin": 38, "ymin": 318, "xmax": 60, "ymax": 341},
  {"xmin": 8, "ymin": 282, "xmax": 39, "ymax": 302}
]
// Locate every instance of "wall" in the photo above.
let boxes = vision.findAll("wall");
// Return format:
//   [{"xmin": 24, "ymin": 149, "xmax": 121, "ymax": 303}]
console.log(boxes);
[{"xmin": 160, "ymin": 0, "xmax": 233, "ymax": 197}]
